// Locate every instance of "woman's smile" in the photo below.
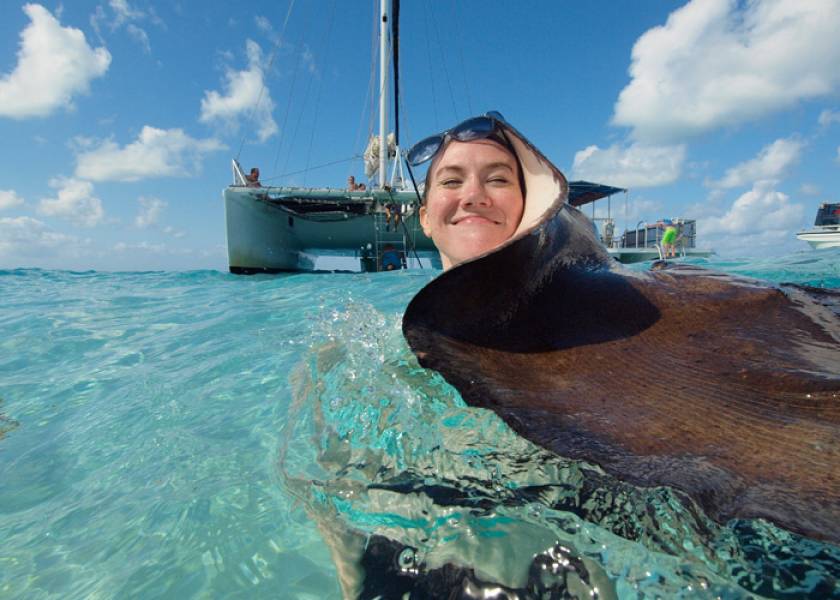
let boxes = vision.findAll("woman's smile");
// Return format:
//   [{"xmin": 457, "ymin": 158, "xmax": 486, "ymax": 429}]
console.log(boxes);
[
  {"xmin": 419, "ymin": 139, "xmax": 525, "ymax": 270},
  {"xmin": 451, "ymin": 214, "xmax": 500, "ymax": 225}
]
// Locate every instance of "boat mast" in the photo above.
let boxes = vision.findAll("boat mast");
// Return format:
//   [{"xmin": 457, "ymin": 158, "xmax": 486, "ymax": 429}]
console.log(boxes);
[
  {"xmin": 378, "ymin": 0, "xmax": 389, "ymax": 189},
  {"xmin": 392, "ymin": 0, "xmax": 400, "ymax": 149}
]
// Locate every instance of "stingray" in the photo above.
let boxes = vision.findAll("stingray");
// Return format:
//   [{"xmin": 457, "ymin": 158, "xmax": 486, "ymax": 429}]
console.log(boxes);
[{"xmin": 402, "ymin": 122, "xmax": 840, "ymax": 546}]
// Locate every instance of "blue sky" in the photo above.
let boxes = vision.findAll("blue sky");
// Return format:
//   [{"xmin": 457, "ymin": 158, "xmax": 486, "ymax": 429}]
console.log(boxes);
[{"xmin": 1, "ymin": 0, "xmax": 838, "ymax": 270}]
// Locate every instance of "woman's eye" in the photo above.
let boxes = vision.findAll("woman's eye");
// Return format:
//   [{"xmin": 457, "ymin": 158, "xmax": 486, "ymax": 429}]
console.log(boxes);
[
  {"xmin": 488, "ymin": 176, "xmax": 511, "ymax": 185},
  {"xmin": 440, "ymin": 179, "xmax": 461, "ymax": 187}
]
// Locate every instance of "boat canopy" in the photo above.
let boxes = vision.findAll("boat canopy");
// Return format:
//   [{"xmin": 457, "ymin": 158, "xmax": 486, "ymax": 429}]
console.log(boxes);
[
  {"xmin": 568, "ymin": 180, "xmax": 626, "ymax": 207},
  {"xmin": 814, "ymin": 202, "xmax": 840, "ymax": 226}
]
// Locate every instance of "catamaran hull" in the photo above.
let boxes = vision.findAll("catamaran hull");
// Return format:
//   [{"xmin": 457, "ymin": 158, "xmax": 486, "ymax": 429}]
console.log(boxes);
[
  {"xmin": 797, "ymin": 229, "xmax": 840, "ymax": 250},
  {"xmin": 224, "ymin": 187, "xmax": 435, "ymax": 272}
]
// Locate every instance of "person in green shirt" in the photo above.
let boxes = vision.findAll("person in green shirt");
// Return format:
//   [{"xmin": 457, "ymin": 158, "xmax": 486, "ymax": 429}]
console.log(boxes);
[{"xmin": 660, "ymin": 220, "xmax": 680, "ymax": 258}]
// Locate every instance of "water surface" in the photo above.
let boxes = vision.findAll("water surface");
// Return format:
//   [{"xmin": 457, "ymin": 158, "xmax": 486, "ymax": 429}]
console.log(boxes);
[{"xmin": 1, "ymin": 248, "xmax": 838, "ymax": 598}]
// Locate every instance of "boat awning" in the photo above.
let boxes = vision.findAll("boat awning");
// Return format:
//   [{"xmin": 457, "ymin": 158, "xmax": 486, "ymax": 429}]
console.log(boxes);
[{"xmin": 568, "ymin": 181, "xmax": 627, "ymax": 207}]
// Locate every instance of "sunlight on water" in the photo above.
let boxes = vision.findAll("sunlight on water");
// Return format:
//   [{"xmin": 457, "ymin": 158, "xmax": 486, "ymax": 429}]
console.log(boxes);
[{"xmin": 1, "ymin": 250, "xmax": 838, "ymax": 599}]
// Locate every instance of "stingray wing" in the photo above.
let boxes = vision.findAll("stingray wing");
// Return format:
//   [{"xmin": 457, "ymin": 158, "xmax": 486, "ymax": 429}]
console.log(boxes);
[{"xmin": 403, "ymin": 204, "xmax": 840, "ymax": 544}]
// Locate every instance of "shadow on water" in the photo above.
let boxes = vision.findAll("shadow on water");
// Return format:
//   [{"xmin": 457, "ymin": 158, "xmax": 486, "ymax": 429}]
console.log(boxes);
[
  {"xmin": 278, "ymin": 302, "xmax": 840, "ymax": 599},
  {"xmin": 0, "ymin": 398, "xmax": 20, "ymax": 441}
]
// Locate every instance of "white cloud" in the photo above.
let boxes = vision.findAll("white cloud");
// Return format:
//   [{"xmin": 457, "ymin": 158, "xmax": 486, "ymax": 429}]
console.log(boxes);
[
  {"xmin": 74, "ymin": 126, "xmax": 224, "ymax": 182},
  {"xmin": 0, "ymin": 190, "xmax": 25, "ymax": 210},
  {"xmin": 571, "ymin": 143, "xmax": 685, "ymax": 188},
  {"xmin": 799, "ymin": 183, "xmax": 821, "ymax": 196},
  {"xmin": 0, "ymin": 216, "xmax": 89, "ymax": 261},
  {"xmin": 163, "ymin": 225, "xmax": 186, "ymax": 238},
  {"xmin": 112, "ymin": 241, "xmax": 194, "ymax": 256},
  {"xmin": 0, "ymin": 4, "xmax": 111, "ymax": 119},
  {"xmin": 37, "ymin": 178, "xmax": 105, "ymax": 227},
  {"xmin": 818, "ymin": 109, "xmax": 840, "ymax": 127},
  {"xmin": 701, "ymin": 227, "xmax": 796, "ymax": 255},
  {"xmin": 701, "ymin": 180, "xmax": 804, "ymax": 237},
  {"xmin": 126, "ymin": 24, "xmax": 151, "ymax": 54},
  {"xmin": 200, "ymin": 39, "xmax": 278, "ymax": 142},
  {"xmin": 254, "ymin": 15, "xmax": 287, "ymax": 48},
  {"xmin": 109, "ymin": 0, "xmax": 144, "ymax": 27},
  {"xmin": 114, "ymin": 241, "xmax": 166, "ymax": 253},
  {"xmin": 134, "ymin": 196, "xmax": 166, "ymax": 228},
  {"xmin": 301, "ymin": 46, "xmax": 316, "ymax": 74},
  {"xmin": 707, "ymin": 137, "xmax": 803, "ymax": 188},
  {"xmin": 590, "ymin": 196, "xmax": 662, "ymax": 224},
  {"xmin": 613, "ymin": 0, "xmax": 840, "ymax": 142},
  {"xmin": 90, "ymin": 0, "xmax": 156, "ymax": 53},
  {"xmin": 255, "ymin": 15, "xmax": 272, "ymax": 33}
]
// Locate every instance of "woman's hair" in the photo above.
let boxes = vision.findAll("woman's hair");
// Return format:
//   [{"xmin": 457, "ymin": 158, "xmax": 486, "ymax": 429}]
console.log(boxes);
[{"xmin": 421, "ymin": 135, "xmax": 527, "ymax": 204}]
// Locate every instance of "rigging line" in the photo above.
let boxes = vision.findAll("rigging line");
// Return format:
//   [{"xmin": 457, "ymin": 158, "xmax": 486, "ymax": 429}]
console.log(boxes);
[
  {"xmin": 397, "ymin": 61, "xmax": 412, "ymax": 152},
  {"xmin": 236, "ymin": 0, "xmax": 297, "ymax": 161},
  {"xmin": 450, "ymin": 0, "xmax": 472, "ymax": 115},
  {"xmin": 422, "ymin": 0, "xmax": 440, "ymax": 129},
  {"xmin": 272, "ymin": 1, "xmax": 312, "ymax": 175},
  {"xmin": 395, "ymin": 15, "xmax": 413, "ymax": 157},
  {"xmin": 262, "ymin": 155, "xmax": 361, "ymax": 182},
  {"xmin": 428, "ymin": 1, "xmax": 459, "ymax": 122},
  {"xmin": 403, "ymin": 162, "xmax": 425, "ymax": 269},
  {"xmin": 302, "ymin": 0, "xmax": 338, "ymax": 187},
  {"xmin": 367, "ymin": 0, "xmax": 378, "ymax": 142},
  {"xmin": 351, "ymin": 0, "xmax": 379, "ymax": 174},
  {"xmin": 279, "ymin": 39, "xmax": 317, "ymax": 182},
  {"xmin": 398, "ymin": 211, "xmax": 424, "ymax": 269}
]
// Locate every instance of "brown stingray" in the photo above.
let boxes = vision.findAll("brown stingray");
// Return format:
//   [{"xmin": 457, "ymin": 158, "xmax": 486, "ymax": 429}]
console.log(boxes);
[{"xmin": 402, "ymin": 121, "xmax": 840, "ymax": 545}]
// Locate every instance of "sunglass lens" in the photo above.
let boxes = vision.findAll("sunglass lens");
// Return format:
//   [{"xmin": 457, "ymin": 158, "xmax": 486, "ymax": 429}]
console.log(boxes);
[
  {"xmin": 407, "ymin": 135, "xmax": 444, "ymax": 166},
  {"xmin": 485, "ymin": 110, "xmax": 505, "ymax": 122},
  {"xmin": 450, "ymin": 116, "xmax": 495, "ymax": 142}
]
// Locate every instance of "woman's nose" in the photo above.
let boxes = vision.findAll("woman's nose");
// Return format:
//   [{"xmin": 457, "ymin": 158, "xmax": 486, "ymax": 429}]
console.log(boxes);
[{"xmin": 461, "ymin": 177, "xmax": 489, "ymax": 206}]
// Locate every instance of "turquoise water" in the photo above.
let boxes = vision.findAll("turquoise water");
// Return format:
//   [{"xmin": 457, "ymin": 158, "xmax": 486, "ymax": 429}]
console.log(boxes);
[{"xmin": 1, "ymin": 248, "xmax": 838, "ymax": 599}]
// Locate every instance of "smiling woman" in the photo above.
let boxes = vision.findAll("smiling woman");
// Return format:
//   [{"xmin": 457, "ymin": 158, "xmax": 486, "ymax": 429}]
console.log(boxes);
[
  {"xmin": 410, "ymin": 112, "xmax": 566, "ymax": 270},
  {"xmin": 420, "ymin": 140, "xmax": 524, "ymax": 270}
]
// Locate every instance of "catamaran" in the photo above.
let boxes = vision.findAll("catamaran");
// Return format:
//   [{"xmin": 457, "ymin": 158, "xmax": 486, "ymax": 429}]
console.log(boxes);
[{"xmin": 224, "ymin": 0, "xmax": 435, "ymax": 273}]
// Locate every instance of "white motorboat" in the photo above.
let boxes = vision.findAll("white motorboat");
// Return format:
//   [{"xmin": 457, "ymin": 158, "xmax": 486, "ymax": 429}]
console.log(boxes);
[{"xmin": 797, "ymin": 203, "xmax": 840, "ymax": 249}]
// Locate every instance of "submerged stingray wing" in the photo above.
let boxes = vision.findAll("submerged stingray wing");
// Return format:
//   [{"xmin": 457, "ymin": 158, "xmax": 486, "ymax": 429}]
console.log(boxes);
[{"xmin": 403, "ymin": 203, "xmax": 840, "ymax": 544}]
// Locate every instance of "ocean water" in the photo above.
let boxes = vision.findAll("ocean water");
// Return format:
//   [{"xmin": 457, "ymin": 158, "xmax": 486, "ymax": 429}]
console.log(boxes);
[{"xmin": 1, "ymin": 248, "xmax": 838, "ymax": 599}]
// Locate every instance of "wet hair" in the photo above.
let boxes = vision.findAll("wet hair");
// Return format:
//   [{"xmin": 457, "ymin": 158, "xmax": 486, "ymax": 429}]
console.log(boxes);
[{"xmin": 421, "ymin": 134, "xmax": 527, "ymax": 204}]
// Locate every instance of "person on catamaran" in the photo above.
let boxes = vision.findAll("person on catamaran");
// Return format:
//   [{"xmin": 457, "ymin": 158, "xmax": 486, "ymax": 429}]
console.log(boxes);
[
  {"xmin": 384, "ymin": 202, "xmax": 402, "ymax": 231},
  {"xmin": 245, "ymin": 167, "xmax": 261, "ymax": 187},
  {"xmin": 659, "ymin": 220, "xmax": 680, "ymax": 258},
  {"xmin": 380, "ymin": 244, "xmax": 402, "ymax": 271},
  {"xmin": 407, "ymin": 111, "xmax": 527, "ymax": 270},
  {"xmin": 347, "ymin": 175, "xmax": 366, "ymax": 191}
]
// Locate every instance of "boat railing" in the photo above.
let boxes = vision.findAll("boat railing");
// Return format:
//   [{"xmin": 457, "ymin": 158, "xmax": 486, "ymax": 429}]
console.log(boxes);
[
  {"xmin": 617, "ymin": 219, "xmax": 698, "ymax": 251},
  {"xmin": 231, "ymin": 159, "xmax": 248, "ymax": 186}
]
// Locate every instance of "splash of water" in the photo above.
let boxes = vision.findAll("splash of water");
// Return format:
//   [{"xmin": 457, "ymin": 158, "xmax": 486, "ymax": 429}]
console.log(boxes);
[{"xmin": 279, "ymin": 300, "xmax": 840, "ymax": 598}]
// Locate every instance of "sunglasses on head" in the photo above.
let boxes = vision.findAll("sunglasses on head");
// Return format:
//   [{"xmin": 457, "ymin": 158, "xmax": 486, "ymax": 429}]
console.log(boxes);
[{"xmin": 406, "ymin": 111, "xmax": 509, "ymax": 167}]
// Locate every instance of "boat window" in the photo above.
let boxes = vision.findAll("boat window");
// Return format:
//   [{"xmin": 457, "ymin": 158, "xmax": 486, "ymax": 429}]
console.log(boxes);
[{"xmin": 815, "ymin": 204, "xmax": 840, "ymax": 226}]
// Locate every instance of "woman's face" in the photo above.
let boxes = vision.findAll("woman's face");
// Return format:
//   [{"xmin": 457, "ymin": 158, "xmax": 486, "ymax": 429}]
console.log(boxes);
[{"xmin": 420, "ymin": 139, "xmax": 524, "ymax": 270}]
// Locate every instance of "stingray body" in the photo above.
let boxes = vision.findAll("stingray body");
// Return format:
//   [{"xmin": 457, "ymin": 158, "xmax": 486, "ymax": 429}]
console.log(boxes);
[{"xmin": 402, "ymin": 121, "xmax": 840, "ymax": 545}]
